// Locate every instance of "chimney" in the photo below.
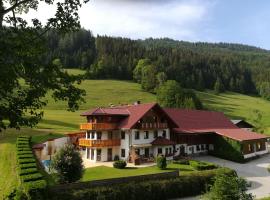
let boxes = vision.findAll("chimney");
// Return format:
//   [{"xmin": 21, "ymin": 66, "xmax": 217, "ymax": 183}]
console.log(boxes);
[{"xmin": 134, "ymin": 101, "xmax": 141, "ymax": 105}]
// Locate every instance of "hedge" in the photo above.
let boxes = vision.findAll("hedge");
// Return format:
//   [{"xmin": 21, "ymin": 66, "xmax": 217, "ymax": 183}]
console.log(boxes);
[
  {"xmin": 17, "ymin": 151, "xmax": 33, "ymax": 155},
  {"xmin": 189, "ymin": 160, "xmax": 218, "ymax": 171},
  {"xmin": 18, "ymin": 154, "xmax": 34, "ymax": 159},
  {"xmin": 20, "ymin": 163, "xmax": 37, "ymax": 169},
  {"xmin": 173, "ymin": 159, "xmax": 190, "ymax": 165},
  {"xmin": 23, "ymin": 180, "xmax": 47, "ymax": 199},
  {"xmin": 19, "ymin": 168, "xmax": 38, "ymax": 176},
  {"xmin": 48, "ymin": 168, "xmax": 235, "ymax": 200},
  {"xmin": 15, "ymin": 136, "xmax": 48, "ymax": 199},
  {"xmin": 18, "ymin": 158, "xmax": 36, "ymax": 164},
  {"xmin": 17, "ymin": 148, "xmax": 32, "ymax": 151},
  {"xmin": 21, "ymin": 173, "xmax": 43, "ymax": 183}
]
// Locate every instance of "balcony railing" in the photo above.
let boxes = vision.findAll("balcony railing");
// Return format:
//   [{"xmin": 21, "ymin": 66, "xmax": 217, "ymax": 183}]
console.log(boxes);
[
  {"xmin": 79, "ymin": 139, "xmax": 121, "ymax": 147},
  {"xmin": 140, "ymin": 123, "xmax": 168, "ymax": 129},
  {"xmin": 80, "ymin": 123, "xmax": 117, "ymax": 130}
]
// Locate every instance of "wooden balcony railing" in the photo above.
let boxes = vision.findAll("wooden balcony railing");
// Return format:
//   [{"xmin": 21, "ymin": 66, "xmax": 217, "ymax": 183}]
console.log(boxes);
[
  {"xmin": 80, "ymin": 123, "xmax": 117, "ymax": 130},
  {"xmin": 140, "ymin": 123, "xmax": 168, "ymax": 129},
  {"xmin": 79, "ymin": 139, "xmax": 121, "ymax": 147}
]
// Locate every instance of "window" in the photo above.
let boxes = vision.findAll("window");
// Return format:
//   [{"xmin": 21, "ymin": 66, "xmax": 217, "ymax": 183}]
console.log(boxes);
[
  {"xmin": 97, "ymin": 149, "xmax": 102, "ymax": 161},
  {"xmin": 165, "ymin": 148, "xmax": 169, "ymax": 155},
  {"xmin": 121, "ymin": 149, "xmax": 125, "ymax": 157},
  {"xmin": 144, "ymin": 131, "xmax": 149, "ymax": 139},
  {"xmin": 91, "ymin": 132, "xmax": 95, "ymax": 139},
  {"xmin": 121, "ymin": 131, "xmax": 125, "ymax": 139},
  {"xmin": 162, "ymin": 130, "xmax": 166, "ymax": 138},
  {"xmin": 135, "ymin": 131, "xmax": 140, "ymax": 140},
  {"xmin": 91, "ymin": 149, "xmax": 94, "ymax": 160},
  {"xmin": 201, "ymin": 145, "xmax": 205, "ymax": 151},
  {"xmin": 108, "ymin": 131, "xmax": 113, "ymax": 139},
  {"xmin": 257, "ymin": 142, "xmax": 261, "ymax": 150},
  {"xmin": 87, "ymin": 131, "xmax": 91, "ymax": 139},
  {"xmin": 154, "ymin": 130, "xmax": 158, "ymax": 138},
  {"xmin": 196, "ymin": 145, "xmax": 200, "ymax": 151},
  {"xmin": 169, "ymin": 148, "xmax": 172, "ymax": 154},
  {"xmin": 135, "ymin": 148, "xmax": 140, "ymax": 155},
  {"xmin": 248, "ymin": 144, "xmax": 252, "ymax": 152},
  {"xmin": 97, "ymin": 132, "xmax": 102, "ymax": 140},
  {"xmin": 158, "ymin": 148, "xmax": 162, "ymax": 154}
]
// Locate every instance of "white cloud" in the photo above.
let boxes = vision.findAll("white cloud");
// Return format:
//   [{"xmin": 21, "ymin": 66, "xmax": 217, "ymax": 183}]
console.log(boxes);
[{"xmin": 79, "ymin": 0, "xmax": 214, "ymax": 41}]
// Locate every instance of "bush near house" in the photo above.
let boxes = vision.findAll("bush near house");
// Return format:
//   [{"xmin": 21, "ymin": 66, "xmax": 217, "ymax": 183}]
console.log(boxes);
[
  {"xmin": 14, "ymin": 136, "xmax": 47, "ymax": 199},
  {"xmin": 157, "ymin": 155, "xmax": 167, "ymax": 170},
  {"xmin": 189, "ymin": 160, "xmax": 218, "ymax": 171},
  {"xmin": 48, "ymin": 168, "xmax": 235, "ymax": 200},
  {"xmin": 113, "ymin": 160, "xmax": 127, "ymax": 169}
]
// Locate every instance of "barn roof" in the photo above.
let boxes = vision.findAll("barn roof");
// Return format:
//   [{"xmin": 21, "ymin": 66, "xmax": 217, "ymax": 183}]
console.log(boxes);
[{"xmin": 164, "ymin": 108, "xmax": 267, "ymax": 142}]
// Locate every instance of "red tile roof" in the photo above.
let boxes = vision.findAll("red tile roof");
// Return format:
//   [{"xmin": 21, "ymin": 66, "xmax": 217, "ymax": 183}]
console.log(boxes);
[
  {"xmin": 164, "ymin": 108, "xmax": 268, "ymax": 142},
  {"xmin": 151, "ymin": 137, "xmax": 176, "ymax": 145}
]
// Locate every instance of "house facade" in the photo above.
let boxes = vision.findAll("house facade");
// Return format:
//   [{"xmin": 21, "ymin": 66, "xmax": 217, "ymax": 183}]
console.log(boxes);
[{"xmin": 77, "ymin": 102, "xmax": 268, "ymax": 164}]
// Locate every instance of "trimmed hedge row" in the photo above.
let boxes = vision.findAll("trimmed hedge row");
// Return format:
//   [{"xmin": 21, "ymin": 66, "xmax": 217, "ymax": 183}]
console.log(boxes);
[
  {"xmin": 48, "ymin": 168, "xmax": 235, "ymax": 200},
  {"xmin": 21, "ymin": 173, "xmax": 44, "ymax": 183},
  {"xmin": 15, "ymin": 136, "xmax": 47, "ymax": 199},
  {"xmin": 19, "ymin": 168, "xmax": 39, "ymax": 176},
  {"xmin": 189, "ymin": 160, "xmax": 218, "ymax": 171}
]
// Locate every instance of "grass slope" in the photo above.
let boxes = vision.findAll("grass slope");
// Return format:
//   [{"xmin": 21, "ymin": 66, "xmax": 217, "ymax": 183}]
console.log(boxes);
[{"xmin": 197, "ymin": 90, "xmax": 270, "ymax": 134}]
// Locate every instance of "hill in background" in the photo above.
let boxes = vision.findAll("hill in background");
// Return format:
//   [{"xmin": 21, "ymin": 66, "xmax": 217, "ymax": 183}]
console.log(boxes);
[{"xmin": 37, "ymin": 69, "xmax": 270, "ymax": 135}]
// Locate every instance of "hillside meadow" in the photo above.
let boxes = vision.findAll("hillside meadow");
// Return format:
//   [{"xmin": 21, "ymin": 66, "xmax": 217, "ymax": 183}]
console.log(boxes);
[{"xmin": 0, "ymin": 69, "xmax": 270, "ymax": 197}]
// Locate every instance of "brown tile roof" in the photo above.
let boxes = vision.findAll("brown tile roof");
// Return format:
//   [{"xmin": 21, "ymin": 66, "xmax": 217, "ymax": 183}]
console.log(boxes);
[{"xmin": 164, "ymin": 108, "xmax": 268, "ymax": 142}]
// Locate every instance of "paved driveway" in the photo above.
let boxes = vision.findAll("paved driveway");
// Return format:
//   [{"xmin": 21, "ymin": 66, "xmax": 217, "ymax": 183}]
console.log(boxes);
[{"xmin": 194, "ymin": 154, "xmax": 270, "ymax": 199}]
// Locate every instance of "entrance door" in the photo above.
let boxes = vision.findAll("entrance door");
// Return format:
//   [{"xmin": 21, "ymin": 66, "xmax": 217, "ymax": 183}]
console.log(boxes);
[
  {"xmin": 97, "ymin": 149, "xmax": 102, "ymax": 161},
  {"xmin": 107, "ymin": 148, "xmax": 112, "ymax": 161}
]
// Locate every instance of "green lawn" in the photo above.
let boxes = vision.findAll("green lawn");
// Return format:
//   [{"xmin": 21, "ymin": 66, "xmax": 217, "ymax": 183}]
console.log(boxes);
[{"xmin": 81, "ymin": 163, "xmax": 195, "ymax": 182}]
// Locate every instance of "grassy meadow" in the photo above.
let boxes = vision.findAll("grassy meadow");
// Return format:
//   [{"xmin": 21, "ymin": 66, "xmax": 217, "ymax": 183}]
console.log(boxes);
[{"xmin": 1, "ymin": 68, "xmax": 270, "ymax": 197}]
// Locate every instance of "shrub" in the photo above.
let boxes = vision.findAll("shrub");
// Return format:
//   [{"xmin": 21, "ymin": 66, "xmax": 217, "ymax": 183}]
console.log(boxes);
[
  {"xmin": 21, "ymin": 173, "xmax": 43, "ymax": 182},
  {"xmin": 157, "ymin": 155, "xmax": 167, "ymax": 170},
  {"xmin": 202, "ymin": 170, "xmax": 253, "ymax": 200},
  {"xmin": 18, "ymin": 158, "xmax": 36, "ymax": 164},
  {"xmin": 20, "ymin": 163, "xmax": 37, "ymax": 169},
  {"xmin": 114, "ymin": 155, "xmax": 120, "ymax": 161},
  {"xmin": 19, "ymin": 168, "xmax": 38, "ymax": 176},
  {"xmin": 113, "ymin": 160, "xmax": 127, "ymax": 169},
  {"xmin": 173, "ymin": 159, "xmax": 190, "ymax": 165},
  {"xmin": 51, "ymin": 144, "xmax": 84, "ymax": 183},
  {"xmin": 189, "ymin": 160, "xmax": 217, "ymax": 171}
]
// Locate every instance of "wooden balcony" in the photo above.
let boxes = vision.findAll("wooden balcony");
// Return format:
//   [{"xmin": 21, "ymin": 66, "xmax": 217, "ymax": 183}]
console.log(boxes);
[
  {"xmin": 80, "ymin": 123, "xmax": 117, "ymax": 130},
  {"xmin": 79, "ymin": 139, "xmax": 121, "ymax": 147},
  {"xmin": 140, "ymin": 123, "xmax": 168, "ymax": 129}
]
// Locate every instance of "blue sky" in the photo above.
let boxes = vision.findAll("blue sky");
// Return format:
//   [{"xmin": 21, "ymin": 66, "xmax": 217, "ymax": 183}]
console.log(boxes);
[
  {"xmin": 79, "ymin": 0, "xmax": 270, "ymax": 49},
  {"xmin": 24, "ymin": 0, "xmax": 270, "ymax": 49}
]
